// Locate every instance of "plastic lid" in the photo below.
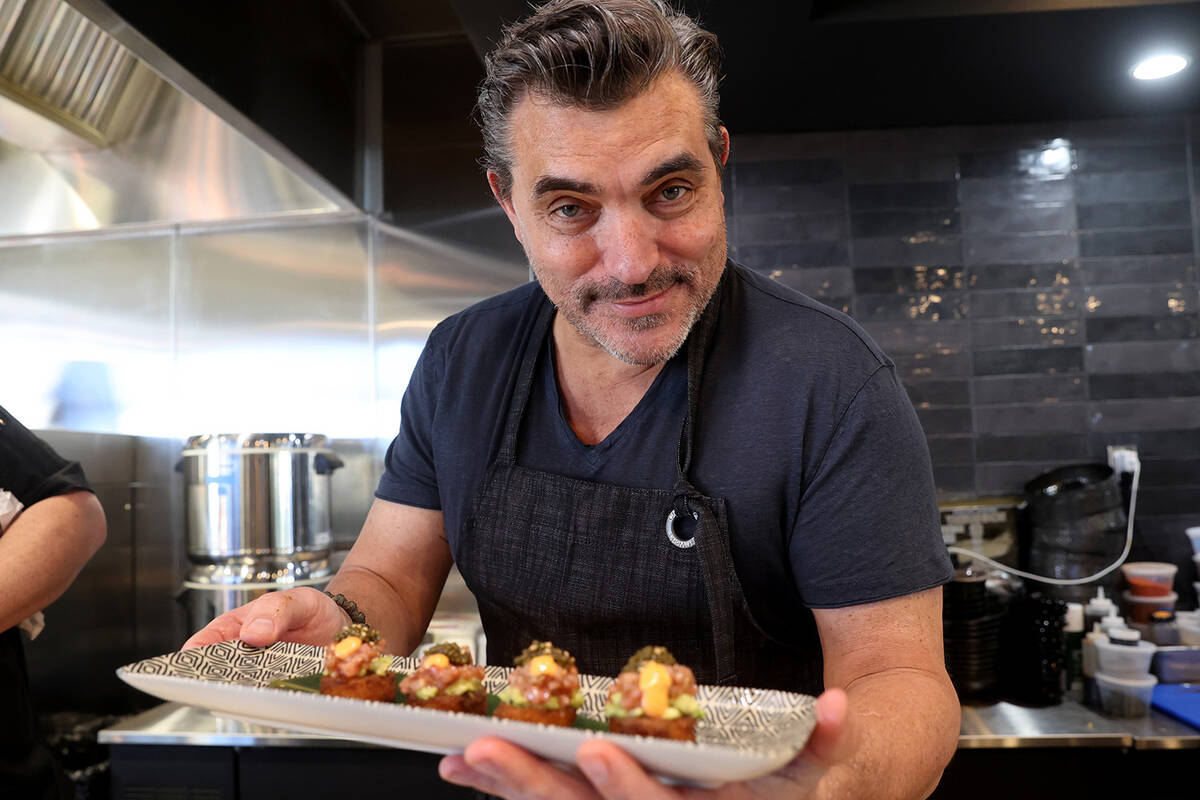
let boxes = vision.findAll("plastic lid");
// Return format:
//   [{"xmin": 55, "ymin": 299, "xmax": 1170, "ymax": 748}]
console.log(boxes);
[
  {"xmin": 1149, "ymin": 609, "xmax": 1176, "ymax": 622},
  {"xmin": 1095, "ymin": 671, "xmax": 1158, "ymax": 689},
  {"xmin": 1065, "ymin": 602, "xmax": 1084, "ymax": 631},
  {"xmin": 1108, "ymin": 627, "xmax": 1141, "ymax": 645},
  {"xmin": 1123, "ymin": 590, "xmax": 1178, "ymax": 604}
]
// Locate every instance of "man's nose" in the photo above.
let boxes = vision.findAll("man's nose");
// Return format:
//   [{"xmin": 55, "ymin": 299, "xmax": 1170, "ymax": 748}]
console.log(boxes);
[{"xmin": 599, "ymin": 208, "xmax": 659, "ymax": 285}]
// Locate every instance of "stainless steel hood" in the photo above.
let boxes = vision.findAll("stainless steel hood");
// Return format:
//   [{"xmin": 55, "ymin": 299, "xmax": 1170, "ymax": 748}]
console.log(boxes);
[{"xmin": 0, "ymin": 0, "xmax": 356, "ymax": 239}]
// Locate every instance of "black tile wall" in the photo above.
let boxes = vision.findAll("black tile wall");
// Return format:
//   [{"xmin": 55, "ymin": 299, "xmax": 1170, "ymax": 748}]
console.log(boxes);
[{"xmin": 728, "ymin": 116, "xmax": 1200, "ymax": 603}]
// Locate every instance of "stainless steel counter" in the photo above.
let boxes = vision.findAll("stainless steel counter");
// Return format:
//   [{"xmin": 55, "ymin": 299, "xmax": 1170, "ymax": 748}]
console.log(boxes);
[{"xmin": 101, "ymin": 696, "xmax": 1200, "ymax": 750}]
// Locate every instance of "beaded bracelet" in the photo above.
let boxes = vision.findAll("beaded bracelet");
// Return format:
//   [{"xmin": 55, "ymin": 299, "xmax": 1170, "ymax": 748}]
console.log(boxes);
[{"xmin": 324, "ymin": 591, "xmax": 367, "ymax": 626}]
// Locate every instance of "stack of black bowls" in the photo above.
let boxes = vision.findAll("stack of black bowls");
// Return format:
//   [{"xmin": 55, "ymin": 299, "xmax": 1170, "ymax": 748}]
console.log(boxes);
[
  {"xmin": 943, "ymin": 573, "xmax": 1006, "ymax": 703},
  {"xmin": 1000, "ymin": 591, "xmax": 1067, "ymax": 706}
]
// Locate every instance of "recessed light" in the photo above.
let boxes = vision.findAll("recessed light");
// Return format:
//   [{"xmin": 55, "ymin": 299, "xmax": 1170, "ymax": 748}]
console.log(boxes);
[{"xmin": 1131, "ymin": 54, "xmax": 1189, "ymax": 80}]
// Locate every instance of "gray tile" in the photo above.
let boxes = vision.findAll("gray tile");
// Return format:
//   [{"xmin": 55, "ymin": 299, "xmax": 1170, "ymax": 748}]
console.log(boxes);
[
  {"xmin": 1074, "ymin": 170, "xmax": 1190, "ymax": 203},
  {"xmin": 1084, "ymin": 341, "xmax": 1200, "ymax": 374},
  {"xmin": 735, "ymin": 182, "xmax": 845, "ymax": 215},
  {"xmin": 766, "ymin": 266, "xmax": 854, "ymax": 297},
  {"xmin": 973, "ymin": 374, "xmax": 1087, "ymax": 404},
  {"xmin": 1066, "ymin": 116, "xmax": 1187, "ymax": 144},
  {"xmin": 1076, "ymin": 200, "xmax": 1192, "ymax": 230},
  {"xmin": 848, "ymin": 181, "xmax": 958, "ymax": 210},
  {"xmin": 958, "ymin": 176, "xmax": 1074, "ymax": 208},
  {"xmin": 892, "ymin": 350, "xmax": 973, "ymax": 379},
  {"xmin": 960, "ymin": 147, "xmax": 1073, "ymax": 179},
  {"xmin": 926, "ymin": 436, "xmax": 975, "ymax": 462},
  {"xmin": 1140, "ymin": 458, "xmax": 1200, "ymax": 486},
  {"xmin": 976, "ymin": 434, "xmax": 1091, "ymax": 462},
  {"xmin": 730, "ymin": 133, "xmax": 853, "ymax": 161},
  {"xmin": 958, "ymin": 124, "xmax": 1070, "ymax": 151},
  {"xmin": 1135, "ymin": 487, "xmax": 1200, "ymax": 517},
  {"xmin": 967, "ymin": 262, "xmax": 1079, "ymax": 291},
  {"xmin": 739, "ymin": 211, "xmax": 847, "ymax": 243},
  {"xmin": 845, "ymin": 153, "xmax": 959, "ymax": 184},
  {"xmin": 851, "ymin": 209, "xmax": 959, "ymax": 238},
  {"xmin": 862, "ymin": 320, "xmax": 971, "ymax": 353},
  {"xmin": 975, "ymin": 403, "xmax": 1089, "ymax": 434},
  {"xmin": 1089, "ymin": 372, "xmax": 1200, "ymax": 400},
  {"xmin": 1073, "ymin": 143, "xmax": 1187, "ymax": 173},
  {"xmin": 964, "ymin": 232, "xmax": 1079, "ymax": 265},
  {"xmin": 1082, "ymin": 286, "xmax": 1195, "ymax": 317},
  {"xmin": 933, "ymin": 465, "xmax": 977, "ymax": 496},
  {"xmin": 1079, "ymin": 255, "xmax": 1195, "ymax": 286},
  {"xmin": 736, "ymin": 241, "xmax": 850, "ymax": 269},
  {"xmin": 962, "ymin": 203, "xmax": 1077, "ymax": 235},
  {"xmin": 1089, "ymin": 429, "xmax": 1200, "ymax": 458},
  {"xmin": 1085, "ymin": 314, "xmax": 1199, "ymax": 343},
  {"xmin": 973, "ymin": 347, "xmax": 1084, "ymax": 376},
  {"xmin": 1079, "ymin": 228, "xmax": 1194, "ymax": 258},
  {"xmin": 970, "ymin": 287, "xmax": 1080, "ymax": 318},
  {"xmin": 855, "ymin": 291, "xmax": 969, "ymax": 322},
  {"xmin": 916, "ymin": 407, "xmax": 973, "ymax": 435},
  {"xmin": 975, "ymin": 462, "xmax": 1061, "ymax": 495},
  {"xmin": 845, "ymin": 127, "xmax": 962, "ymax": 154},
  {"xmin": 853, "ymin": 266, "xmax": 965, "ymax": 293},
  {"xmin": 971, "ymin": 318, "xmax": 1084, "ymax": 348},
  {"xmin": 1089, "ymin": 398, "xmax": 1200, "ymax": 432},
  {"xmin": 906, "ymin": 379, "xmax": 972, "ymax": 407},
  {"xmin": 851, "ymin": 236, "xmax": 962, "ymax": 267},
  {"xmin": 735, "ymin": 158, "xmax": 844, "ymax": 186}
]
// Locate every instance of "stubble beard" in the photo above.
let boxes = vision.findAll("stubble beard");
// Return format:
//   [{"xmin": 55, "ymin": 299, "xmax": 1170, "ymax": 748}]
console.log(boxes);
[{"xmin": 536, "ymin": 259, "xmax": 722, "ymax": 366}]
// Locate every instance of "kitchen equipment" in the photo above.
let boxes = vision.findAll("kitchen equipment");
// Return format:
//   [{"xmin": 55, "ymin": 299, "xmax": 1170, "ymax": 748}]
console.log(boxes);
[
  {"xmin": 1022, "ymin": 464, "xmax": 1126, "ymax": 605},
  {"xmin": 1152, "ymin": 646, "xmax": 1200, "ymax": 683},
  {"xmin": 1095, "ymin": 672, "xmax": 1157, "ymax": 718},
  {"xmin": 1121, "ymin": 562, "xmax": 1177, "ymax": 596},
  {"xmin": 942, "ymin": 572, "xmax": 1006, "ymax": 703},
  {"xmin": 178, "ymin": 433, "xmax": 343, "ymax": 628},
  {"xmin": 1001, "ymin": 592, "xmax": 1067, "ymax": 706},
  {"xmin": 1095, "ymin": 636, "xmax": 1156, "ymax": 678},
  {"xmin": 1123, "ymin": 591, "xmax": 1178, "ymax": 624},
  {"xmin": 1185, "ymin": 526, "xmax": 1200, "ymax": 556}
]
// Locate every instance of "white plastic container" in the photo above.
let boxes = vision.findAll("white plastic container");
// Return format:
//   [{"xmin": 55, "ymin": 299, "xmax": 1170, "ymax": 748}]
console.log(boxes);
[
  {"xmin": 1178, "ymin": 611, "xmax": 1200, "ymax": 647},
  {"xmin": 1185, "ymin": 526, "xmax": 1200, "ymax": 556},
  {"xmin": 1121, "ymin": 561, "xmax": 1178, "ymax": 595},
  {"xmin": 1095, "ymin": 636, "xmax": 1157, "ymax": 677},
  {"xmin": 1123, "ymin": 590, "xmax": 1178, "ymax": 624},
  {"xmin": 1095, "ymin": 671, "xmax": 1157, "ymax": 718}
]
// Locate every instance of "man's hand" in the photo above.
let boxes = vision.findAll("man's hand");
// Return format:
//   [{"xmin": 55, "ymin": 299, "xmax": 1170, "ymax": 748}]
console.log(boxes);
[
  {"xmin": 437, "ymin": 689, "xmax": 855, "ymax": 800},
  {"xmin": 181, "ymin": 587, "xmax": 348, "ymax": 650}
]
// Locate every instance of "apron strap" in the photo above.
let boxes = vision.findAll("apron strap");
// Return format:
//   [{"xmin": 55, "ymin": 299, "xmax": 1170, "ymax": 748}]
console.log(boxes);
[
  {"xmin": 495, "ymin": 298, "xmax": 556, "ymax": 466},
  {"xmin": 671, "ymin": 272, "xmax": 738, "ymax": 684}
]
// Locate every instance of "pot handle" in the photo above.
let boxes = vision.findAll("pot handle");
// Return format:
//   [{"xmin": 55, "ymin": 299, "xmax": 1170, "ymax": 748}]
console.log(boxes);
[{"xmin": 314, "ymin": 453, "xmax": 344, "ymax": 475}]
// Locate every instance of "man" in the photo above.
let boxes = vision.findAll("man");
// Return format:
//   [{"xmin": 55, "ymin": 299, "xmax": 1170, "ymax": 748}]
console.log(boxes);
[
  {"xmin": 1, "ymin": 405, "xmax": 107, "ymax": 799},
  {"xmin": 185, "ymin": 1, "xmax": 961, "ymax": 797}
]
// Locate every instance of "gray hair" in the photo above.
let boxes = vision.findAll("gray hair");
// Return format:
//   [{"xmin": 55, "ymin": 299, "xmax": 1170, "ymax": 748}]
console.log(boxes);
[{"xmin": 477, "ymin": 0, "xmax": 724, "ymax": 198}]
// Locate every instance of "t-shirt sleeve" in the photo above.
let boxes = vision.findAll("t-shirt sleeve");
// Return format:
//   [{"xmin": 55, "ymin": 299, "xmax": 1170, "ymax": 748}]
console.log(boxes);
[
  {"xmin": 789, "ymin": 365, "xmax": 953, "ymax": 608},
  {"xmin": 0, "ymin": 405, "xmax": 93, "ymax": 507},
  {"xmin": 374, "ymin": 329, "xmax": 447, "ymax": 510}
]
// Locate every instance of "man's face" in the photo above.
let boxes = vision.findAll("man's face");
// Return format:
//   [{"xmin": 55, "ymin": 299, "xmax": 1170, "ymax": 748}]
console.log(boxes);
[{"xmin": 491, "ymin": 72, "xmax": 729, "ymax": 366}]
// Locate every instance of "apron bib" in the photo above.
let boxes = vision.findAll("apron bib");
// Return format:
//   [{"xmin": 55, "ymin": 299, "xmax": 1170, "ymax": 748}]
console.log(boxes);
[{"xmin": 455, "ymin": 276, "xmax": 813, "ymax": 690}]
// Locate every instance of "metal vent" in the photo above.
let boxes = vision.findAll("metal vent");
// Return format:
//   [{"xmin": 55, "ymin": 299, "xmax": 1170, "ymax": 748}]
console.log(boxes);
[{"xmin": 0, "ymin": 0, "xmax": 159, "ymax": 147}]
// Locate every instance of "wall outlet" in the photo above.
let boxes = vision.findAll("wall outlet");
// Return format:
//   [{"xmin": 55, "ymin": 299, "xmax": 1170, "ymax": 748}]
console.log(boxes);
[{"xmin": 1107, "ymin": 444, "xmax": 1139, "ymax": 474}]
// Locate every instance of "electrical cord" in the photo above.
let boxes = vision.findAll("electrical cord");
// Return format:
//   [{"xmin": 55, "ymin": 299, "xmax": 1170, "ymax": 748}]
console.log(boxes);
[{"xmin": 946, "ymin": 457, "xmax": 1140, "ymax": 586}]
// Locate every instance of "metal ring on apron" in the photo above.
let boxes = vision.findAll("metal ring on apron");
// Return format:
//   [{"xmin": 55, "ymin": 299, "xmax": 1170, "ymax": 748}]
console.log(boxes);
[{"xmin": 665, "ymin": 507, "xmax": 699, "ymax": 549}]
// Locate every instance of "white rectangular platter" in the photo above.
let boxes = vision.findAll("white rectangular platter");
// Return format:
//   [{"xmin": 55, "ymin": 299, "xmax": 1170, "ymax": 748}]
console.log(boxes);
[{"xmin": 117, "ymin": 641, "xmax": 816, "ymax": 786}]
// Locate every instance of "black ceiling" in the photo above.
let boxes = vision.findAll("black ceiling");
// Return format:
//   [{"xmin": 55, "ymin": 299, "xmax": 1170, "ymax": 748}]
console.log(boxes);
[{"xmin": 99, "ymin": 0, "xmax": 1200, "ymax": 224}]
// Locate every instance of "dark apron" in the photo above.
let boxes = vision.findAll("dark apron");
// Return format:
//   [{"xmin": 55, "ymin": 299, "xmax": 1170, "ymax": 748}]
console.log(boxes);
[{"xmin": 455, "ymin": 276, "xmax": 814, "ymax": 692}]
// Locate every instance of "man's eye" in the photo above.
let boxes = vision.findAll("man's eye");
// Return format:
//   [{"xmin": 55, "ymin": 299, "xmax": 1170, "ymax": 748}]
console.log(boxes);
[
  {"xmin": 553, "ymin": 204, "xmax": 583, "ymax": 219},
  {"xmin": 661, "ymin": 186, "xmax": 688, "ymax": 201}
]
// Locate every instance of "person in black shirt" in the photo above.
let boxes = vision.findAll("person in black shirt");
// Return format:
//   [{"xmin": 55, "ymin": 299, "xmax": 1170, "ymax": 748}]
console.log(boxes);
[{"xmin": 1, "ymin": 405, "xmax": 107, "ymax": 800}]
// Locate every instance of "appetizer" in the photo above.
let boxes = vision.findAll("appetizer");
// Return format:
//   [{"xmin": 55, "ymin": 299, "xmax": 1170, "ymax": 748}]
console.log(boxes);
[
  {"xmin": 398, "ymin": 641, "xmax": 486, "ymax": 714},
  {"xmin": 495, "ymin": 640, "xmax": 584, "ymax": 726},
  {"xmin": 604, "ymin": 645, "xmax": 704, "ymax": 740},
  {"xmin": 319, "ymin": 623, "xmax": 396, "ymax": 702}
]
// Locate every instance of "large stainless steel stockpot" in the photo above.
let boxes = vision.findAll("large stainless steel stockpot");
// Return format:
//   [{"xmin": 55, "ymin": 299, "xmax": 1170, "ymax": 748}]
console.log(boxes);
[{"xmin": 180, "ymin": 433, "xmax": 343, "ymax": 563}]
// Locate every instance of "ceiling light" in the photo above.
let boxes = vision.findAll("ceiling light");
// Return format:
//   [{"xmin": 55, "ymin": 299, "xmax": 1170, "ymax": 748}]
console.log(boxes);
[{"xmin": 1131, "ymin": 54, "xmax": 1189, "ymax": 81}]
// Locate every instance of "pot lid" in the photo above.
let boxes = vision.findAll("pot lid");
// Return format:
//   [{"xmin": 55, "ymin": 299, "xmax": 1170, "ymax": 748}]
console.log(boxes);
[{"xmin": 184, "ymin": 433, "xmax": 329, "ymax": 450}]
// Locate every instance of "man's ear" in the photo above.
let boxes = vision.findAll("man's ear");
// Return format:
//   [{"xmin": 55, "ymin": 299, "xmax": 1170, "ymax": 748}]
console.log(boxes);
[
  {"xmin": 487, "ymin": 171, "xmax": 523, "ymax": 244},
  {"xmin": 718, "ymin": 126, "xmax": 731, "ymax": 167}
]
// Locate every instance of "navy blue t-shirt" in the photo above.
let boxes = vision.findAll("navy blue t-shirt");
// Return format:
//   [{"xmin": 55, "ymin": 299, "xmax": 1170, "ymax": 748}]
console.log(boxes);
[{"xmin": 377, "ymin": 263, "xmax": 953, "ymax": 647}]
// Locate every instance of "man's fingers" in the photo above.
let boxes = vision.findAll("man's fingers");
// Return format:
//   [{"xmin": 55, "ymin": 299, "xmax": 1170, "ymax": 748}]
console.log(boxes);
[
  {"xmin": 805, "ymin": 688, "xmax": 856, "ymax": 768},
  {"xmin": 180, "ymin": 588, "xmax": 333, "ymax": 651},
  {"xmin": 576, "ymin": 740, "xmax": 679, "ymax": 800},
  {"xmin": 439, "ymin": 754, "xmax": 512, "ymax": 797},
  {"xmin": 461, "ymin": 737, "xmax": 601, "ymax": 800}
]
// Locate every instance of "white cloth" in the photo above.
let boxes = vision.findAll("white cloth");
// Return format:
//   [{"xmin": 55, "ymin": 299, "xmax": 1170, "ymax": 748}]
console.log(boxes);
[{"xmin": 0, "ymin": 488, "xmax": 45, "ymax": 640}]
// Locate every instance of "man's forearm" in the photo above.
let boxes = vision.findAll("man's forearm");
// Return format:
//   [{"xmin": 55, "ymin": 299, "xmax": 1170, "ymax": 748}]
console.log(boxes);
[
  {"xmin": 323, "ymin": 564, "xmax": 434, "ymax": 656},
  {"xmin": 0, "ymin": 491, "xmax": 106, "ymax": 631},
  {"xmin": 814, "ymin": 668, "xmax": 961, "ymax": 800}
]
